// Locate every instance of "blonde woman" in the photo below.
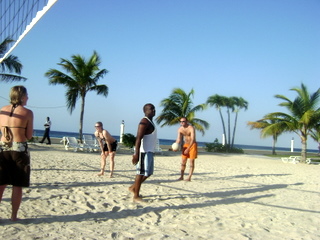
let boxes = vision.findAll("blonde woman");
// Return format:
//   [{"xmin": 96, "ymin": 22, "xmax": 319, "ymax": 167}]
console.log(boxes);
[
  {"xmin": 94, "ymin": 122, "xmax": 117, "ymax": 177},
  {"xmin": 0, "ymin": 86, "xmax": 34, "ymax": 221}
]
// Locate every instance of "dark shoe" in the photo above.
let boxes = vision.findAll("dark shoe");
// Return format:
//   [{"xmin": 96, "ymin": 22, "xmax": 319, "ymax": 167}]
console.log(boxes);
[
  {"xmin": 46, "ymin": 143, "xmax": 51, "ymax": 145},
  {"xmin": 39, "ymin": 141, "xmax": 43, "ymax": 144}
]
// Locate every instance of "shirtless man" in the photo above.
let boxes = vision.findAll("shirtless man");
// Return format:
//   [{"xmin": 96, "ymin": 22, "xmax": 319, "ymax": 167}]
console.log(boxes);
[
  {"xmin": 94, "ymin": 122, "xmax": 117, "ymax": 177},
  {"xmin": 175, "ymin": 117, "xmax": 197, "ymax": 181},
  {"xmin": 129, "ymin": 103, "xmax": 157, "ymax": 202}
]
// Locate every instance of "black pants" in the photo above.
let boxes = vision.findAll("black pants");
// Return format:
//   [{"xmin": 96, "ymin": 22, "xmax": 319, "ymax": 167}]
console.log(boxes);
[{"xmin": 40, "ymin": 128, "xmax": 51, "ymax": 144}]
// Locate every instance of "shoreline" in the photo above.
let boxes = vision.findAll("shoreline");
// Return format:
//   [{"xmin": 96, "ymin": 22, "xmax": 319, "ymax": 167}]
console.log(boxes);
[
  {"xmin": 32, "ymin": 132, "xmax": 319, "ymax": 153},
  {"xmin": 32, "ymin": 137, "xmax": 320, "ymax": 158}
]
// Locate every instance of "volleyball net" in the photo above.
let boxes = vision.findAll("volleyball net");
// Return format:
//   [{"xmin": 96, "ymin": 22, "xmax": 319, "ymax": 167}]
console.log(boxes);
[{"xmin": 0, "ymin": 0, "xmax": 58, "ymax": 63}]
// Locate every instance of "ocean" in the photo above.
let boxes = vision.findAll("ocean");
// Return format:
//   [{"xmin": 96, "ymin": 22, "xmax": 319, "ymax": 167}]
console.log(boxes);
[{"xmin": 33, "ymin": 129, "xmax": 319, "ymax": 153}]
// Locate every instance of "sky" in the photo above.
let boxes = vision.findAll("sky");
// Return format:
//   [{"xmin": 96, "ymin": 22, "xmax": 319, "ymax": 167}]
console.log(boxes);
[{"xmin": 0, "ymin": 0, "xmax": 319, "ymax": 150}]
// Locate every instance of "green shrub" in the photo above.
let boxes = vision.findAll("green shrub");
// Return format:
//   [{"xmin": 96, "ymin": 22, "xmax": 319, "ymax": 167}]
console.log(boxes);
[
  {"xmin": 122, "ymin": 133, "xmax": 136, "ymax": 148},
  {"xmin": 205, "ymin": 138, "xmax": 243, "ymax": 153},
  {"xmin": 28, "ymin": 136, "xmax": 39, "ymax": 143},
  {"xmin": 205, "ymin": 138, "xmax": 224, "ymax": 152}
]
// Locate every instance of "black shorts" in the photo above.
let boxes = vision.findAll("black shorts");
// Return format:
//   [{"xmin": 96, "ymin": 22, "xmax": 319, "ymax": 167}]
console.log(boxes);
[
  {"xmin": 103, "ymin": 140, "xmax": 118, "ymax": 152},
  {"xmin": 0, "ymin": 149, "xmax": 30, "ymax": 187}
]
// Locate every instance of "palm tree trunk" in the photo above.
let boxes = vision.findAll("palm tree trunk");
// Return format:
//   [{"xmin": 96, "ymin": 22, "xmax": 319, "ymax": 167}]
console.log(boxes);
[
  {"xmin": 301, "ymin": 138, "xmax": 307, "ymax": 163},
  {"xmin": 227, "ymin": 108, "xmax": 231, "ymax": 151},
  {"xmin": 300, "ymin": 127, "xmax": 307, "ymax": 163},
  {"xmin": 79, "ymin": 96, "xmax": 85, "ymax": 143},
  {"xmin": 218, "ymin": 109, "xmax": 227, "ymax": 145},
  {"xmin": 231, "ymin": 112, "xmax": 238, "ymax": 148},
  {"xmin": 272, "ymin": 135, "xmax": 277, "ymax": 155}
]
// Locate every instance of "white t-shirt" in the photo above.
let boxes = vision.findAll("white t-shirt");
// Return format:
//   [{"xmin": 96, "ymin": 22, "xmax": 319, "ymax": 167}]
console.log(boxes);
[{"xmin": 140, "ymin": 117, "xmax": 157, "ymax": 153}]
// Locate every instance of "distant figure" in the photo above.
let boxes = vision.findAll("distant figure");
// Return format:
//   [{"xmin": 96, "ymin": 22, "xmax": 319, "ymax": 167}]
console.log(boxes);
[
  {"xmin": 129, "ymin": 103, "xmax": 157, "ymax": 202},
  {"xmin": 174, "ymin": 117, "xmax": 197, "ymax": 181},
  {"xmin": 39, "ymin": 117, "xmax": 51, "ymax": 145},
  {"xmin": 318, "ymin": 142, "xmax": 320, "ymax": 155},
  {"xmin": 94, "ymin": 122, "xmax": 117, "ymax": 177},
  {"xmin": 0, "ymin": 85, "xmax": 34, "ymax": 221}
]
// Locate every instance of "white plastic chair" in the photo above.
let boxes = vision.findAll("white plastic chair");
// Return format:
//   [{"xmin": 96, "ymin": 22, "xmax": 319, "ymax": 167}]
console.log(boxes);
[
  {"xmin": 83, "ymin": 134, "xmax": 93, "ymax": 141},
  {"xmin": 65, "ymin": 137, "xmax": 84, "ymax": 152},
  {"xmin": 83, "ymin": 137, "xmax": 100, "ymax": 152},
  {"xmin": 281, "ymin": 156, "xmax": 300, "ymax": 164}
]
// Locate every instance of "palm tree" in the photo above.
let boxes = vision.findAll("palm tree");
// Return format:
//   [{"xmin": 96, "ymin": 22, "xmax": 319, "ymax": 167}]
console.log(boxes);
[
  {"xmin": 247, "ymin": 118, "xmax": 283, "ymax": 155},
  {"xmin": 230, "ymin": 97, "xmax": 248, "ymax": 148},
  {"xmin": 207, "ymin": 95, "xmax": 247, "ymax": 151},
  {"xmin": 309, "ymin": 120, "xmax": 320, "ymax": 152},
  {"xmin": 155, "ymin": 88, "xmax": 209, "ymax": 136},
  {"xmin": 310, "ymin": 129, "xmax": 320, "ymax": 153},
  {"xmin": 206, "ymin": 94, "xmax": 229, "ymax": 145},
  {"xmin": 0, "ymin": 37, "xmax": 26, "ymax": 82},
  {"xmin": 264, "ymin": 83, "xmax": 320, "ymax": 162},
  {"xmin": 45, "ymin": 51, "xmax": 109, "ymax": 142}
]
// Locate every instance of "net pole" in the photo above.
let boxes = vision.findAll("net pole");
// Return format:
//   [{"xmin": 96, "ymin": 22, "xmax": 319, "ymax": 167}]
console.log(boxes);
[{"xmin": 0, "ymin": 0, "xmax": 58, "ymax": 63}]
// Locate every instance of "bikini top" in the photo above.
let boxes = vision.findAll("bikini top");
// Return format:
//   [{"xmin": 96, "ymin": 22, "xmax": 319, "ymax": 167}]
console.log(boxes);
[
  {"xmin": 2, "ymin": 105, "xmax": 27, "ymax": 141},
  {"xmin": 96, "ymin": 131, "xmax": 106, "ymax": 143}
]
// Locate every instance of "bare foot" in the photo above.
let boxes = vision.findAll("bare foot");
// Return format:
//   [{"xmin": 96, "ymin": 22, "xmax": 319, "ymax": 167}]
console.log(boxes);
[
  {"xmin": 184, "ymin": 178, "xmax": 191, "ymax": 182},
  {"xmin": 109, "ymin": 173, "xmax": 114, "ymax": 178},
  {"xmin": 133, "ymin": 196, "xmax": 144, "ymax": 202},
  {"xmin": 128, "ymin": 186, "xmax": 134, "ymax": 193},
  {"xmin": 10, "ymin": 217, "xmax": 21, "ymax": 222},
  {"xmin": 177, "ymin": 177, "xmax": 183, "ymax": 181},
  {"xmin": 97, "ymin": 172, "xmax": 104, "ymax": 176}
]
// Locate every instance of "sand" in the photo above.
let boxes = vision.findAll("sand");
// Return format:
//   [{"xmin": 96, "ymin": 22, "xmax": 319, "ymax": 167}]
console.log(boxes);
[{"xmin": 0, "ymin": 144, "xmax": 319, "ymax": 240}]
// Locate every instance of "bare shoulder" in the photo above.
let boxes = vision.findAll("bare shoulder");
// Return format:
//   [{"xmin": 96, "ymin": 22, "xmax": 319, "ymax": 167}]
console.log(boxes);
[
  {"xmin": 139, "ymin": 118, "xmax": 151, "ymax": 128},
  {"xmin": 26, "ymin": 108, "xmax": 34, "ymax": 117},
  {"xmin": 19, "ymin": 107, "xmax": 33, "ymax": 119},
  {"xmin": 188, "ymin": 125, "xmax": 195, "ymax": 130},
  {"xmin": 103, "ymin": 129, "xmax": 112, "ymax": 138},
  {"xmin": 0, "ymin": 105, "xmax": 10, "ymax": 112},
  {"xmin": 140, "ymin": 117, "xmax": 149, "ymax": 124}
]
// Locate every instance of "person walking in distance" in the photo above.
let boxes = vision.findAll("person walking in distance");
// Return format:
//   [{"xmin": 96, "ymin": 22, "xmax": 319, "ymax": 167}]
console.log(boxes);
[
  {"xmin": 129, "ymin": 103, "xmax": 157, "ymax": 202},
  {"xmin": 0, "ymin": 86, "xmax": 34, "ymax": 221},
  {"xmin": 174, "ymin": 117, "xmax": 197, "ymax": 181},
  {"xmin": 39, "ymin": 117, "xmax": 51, "ymax": 145}
]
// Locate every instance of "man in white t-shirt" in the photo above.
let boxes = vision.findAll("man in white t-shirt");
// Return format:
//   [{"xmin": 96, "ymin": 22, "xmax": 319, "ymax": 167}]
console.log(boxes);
[{"xmin": 39, "ymin": 117, "xmax": 51, "ymax": 145}]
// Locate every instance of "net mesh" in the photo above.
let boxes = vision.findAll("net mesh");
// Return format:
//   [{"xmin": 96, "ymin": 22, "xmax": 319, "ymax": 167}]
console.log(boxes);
[{"xmin": 0, "ymin": 0, "xmax": 57, "ymax": 61}]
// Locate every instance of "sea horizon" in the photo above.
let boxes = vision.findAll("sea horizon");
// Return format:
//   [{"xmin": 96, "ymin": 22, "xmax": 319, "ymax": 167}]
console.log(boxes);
[{"xmin": 33, "ymin": 129, "xmax": 319, "ymax": 154}]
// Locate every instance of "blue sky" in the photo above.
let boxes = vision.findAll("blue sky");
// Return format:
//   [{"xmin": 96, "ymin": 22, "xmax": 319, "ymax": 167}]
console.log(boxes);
[{"xmin": 0, "ymin": 0, "xmax": 319, "ymax": 149}]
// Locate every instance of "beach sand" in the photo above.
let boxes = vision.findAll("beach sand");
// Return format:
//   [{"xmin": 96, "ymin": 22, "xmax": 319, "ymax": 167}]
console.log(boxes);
[{"xmin": 0, "ymin": 144, "xmax": 319, "ymax": 240}]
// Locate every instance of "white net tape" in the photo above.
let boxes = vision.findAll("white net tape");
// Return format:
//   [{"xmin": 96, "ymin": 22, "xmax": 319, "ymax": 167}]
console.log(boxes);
[{"xmin": 0, "ymin": 0, "xmax": 58, "ymax": 62}]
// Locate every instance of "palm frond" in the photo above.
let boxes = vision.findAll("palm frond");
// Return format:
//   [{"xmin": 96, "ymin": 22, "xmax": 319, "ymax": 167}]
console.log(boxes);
[{"xmin": 0, "ymin": 74, "xmax": 27, "ymax": 82}]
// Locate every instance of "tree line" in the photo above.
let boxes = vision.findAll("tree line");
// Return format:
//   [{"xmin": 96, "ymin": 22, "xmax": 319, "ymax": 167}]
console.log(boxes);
[
  {"xmin": 1, "ymin": 42, "xmax": 319, "ymax": 163},
  {"xmin": 248, "ymin": 83, "xmax": 320, "ymax": 162}
]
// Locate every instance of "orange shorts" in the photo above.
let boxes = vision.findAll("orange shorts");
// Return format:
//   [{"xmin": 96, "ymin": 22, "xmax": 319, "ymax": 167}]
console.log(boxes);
[{"xmin": 182, "ymin": 143, "xmax": 198, "ymax": 159}]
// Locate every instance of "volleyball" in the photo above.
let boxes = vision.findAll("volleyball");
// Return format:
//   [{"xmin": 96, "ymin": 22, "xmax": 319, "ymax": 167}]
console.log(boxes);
[{"xmin": 171, "ymin": 142, "xmax": 179, "ymax": 151}]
